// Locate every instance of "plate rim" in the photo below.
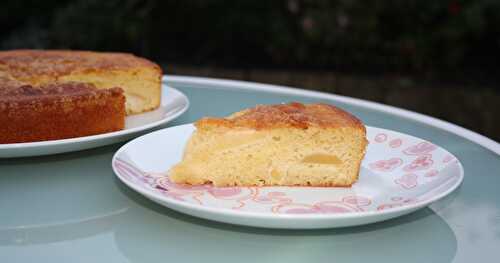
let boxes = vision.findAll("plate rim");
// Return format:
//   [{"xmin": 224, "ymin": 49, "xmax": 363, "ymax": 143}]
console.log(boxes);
[
  {"xmin": 0, "ymin": 85, "xmax": 189, "ymax": 150},
  {"xmin": 112, "ymin": 123, "xmax": 464, "ymax": 221}
]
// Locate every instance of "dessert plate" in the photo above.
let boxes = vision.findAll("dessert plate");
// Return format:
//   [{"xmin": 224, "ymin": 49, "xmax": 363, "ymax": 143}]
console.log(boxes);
[
  {"xmin": 112, "ymin": 124, "xmax": 463, "ymax": 229},
  {"xmin": 0, "ymin": 84, "xmax": 189, "ymax": 158}
]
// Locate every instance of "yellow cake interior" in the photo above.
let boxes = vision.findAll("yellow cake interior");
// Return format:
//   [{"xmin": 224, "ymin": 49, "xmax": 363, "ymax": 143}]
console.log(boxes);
[
  {"xmin": 170, "ymin": 124, "xmax": 367, "ymax": 187},
  {"xmin": 59, "ymin": 68, "xmax": 161, "ymax": 115}
]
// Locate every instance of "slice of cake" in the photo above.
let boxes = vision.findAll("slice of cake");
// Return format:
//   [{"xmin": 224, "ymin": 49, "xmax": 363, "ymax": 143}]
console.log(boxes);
[
  {"xmin": 170, "ymin": 102, "xmax": 368, "ymax": 187},
  {"xmin": 0, "ymin": 82, "xmax": 125, "ymax": 143},
  {"xmin": 0, "ymin": 50, "xmax": 162, "ymax": 115}
]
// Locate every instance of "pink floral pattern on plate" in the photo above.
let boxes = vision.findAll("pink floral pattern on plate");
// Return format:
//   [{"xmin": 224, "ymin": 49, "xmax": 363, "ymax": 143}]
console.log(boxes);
[
  {"xmin": 374, "ymin": 133, "xmax": 388, "ymax": 143},
  {"xmin": 113, "ymin": 126, "xmax": 463, "ymax": 217},
  {"xmin": 377, "ymin": 198, "xmax": 418, "ymax": 211},
  {"xmin": 389, "ymin": 138, "xmax": 403, "ymax": 148},
  {"xmin": 403, "ymin": 154, "xmax": 433, "ymax": 172},
  {"xmin": 395, "ymin": 174, "xmax": 418, "ymax": 189},
  {"xmin": 403, "ymin": 142, "xmax": 437, "ymax": 155},
  {"xmin": 369, "ymin": 158, "xmax": 403, "ymax": 172},
  {"xmin": 274, "ymin": 196, "xmax": 371, "ymax": 214},
  {"xmin": 425, "ymin": 169, "xmax": 439, "ymax": 177}
]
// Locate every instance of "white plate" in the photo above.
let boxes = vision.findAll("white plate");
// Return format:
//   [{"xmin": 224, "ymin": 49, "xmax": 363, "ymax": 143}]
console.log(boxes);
[
  {"xmin": 0, "ymin": 85, "xmax": 189, "ymax": 158},
  {"xmin": 112, "ymin": 124, "xmax": 464, "ymax": 229}
]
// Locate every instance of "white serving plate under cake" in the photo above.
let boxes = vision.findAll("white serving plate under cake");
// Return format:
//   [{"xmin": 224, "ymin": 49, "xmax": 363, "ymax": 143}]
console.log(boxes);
[{"xmin": 112, "ymin": 123, "xmax": 463, "ymax": 229}]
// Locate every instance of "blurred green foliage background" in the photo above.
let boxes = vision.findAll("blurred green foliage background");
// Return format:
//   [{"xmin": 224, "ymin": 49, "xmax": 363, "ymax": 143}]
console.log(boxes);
[{"xmin": 2, "ymin": 0, "xmax": 500, "ymax": 76}]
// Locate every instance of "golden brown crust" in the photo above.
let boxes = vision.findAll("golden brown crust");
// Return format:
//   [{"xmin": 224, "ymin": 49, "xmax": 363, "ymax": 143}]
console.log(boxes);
[
  {"xmin": 0, "ymin": 83, "xmax": 125, "ymax": 143},
  {"xmin": 0, "ymin": 49, "xmax": 161, "ymax": 82},
  {"xmin": 0, "ymin": 82, "xmax": 121, "ymax": 102},
  {"xmin": 196, "ymin": 102, "xmax": 365, "ymax": 131}
]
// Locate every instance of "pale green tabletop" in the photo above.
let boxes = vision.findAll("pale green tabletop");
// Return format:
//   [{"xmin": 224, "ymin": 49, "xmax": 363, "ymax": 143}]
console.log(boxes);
[{"xmin": 1, "ymin": 76, "xmax": 499, "ymax": 263}]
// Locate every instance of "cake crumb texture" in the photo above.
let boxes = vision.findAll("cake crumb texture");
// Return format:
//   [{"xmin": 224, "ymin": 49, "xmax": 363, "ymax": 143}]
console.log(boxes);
[{"xmin": 170, "ymin": 102, "xmax": 368, "ymax": 187}]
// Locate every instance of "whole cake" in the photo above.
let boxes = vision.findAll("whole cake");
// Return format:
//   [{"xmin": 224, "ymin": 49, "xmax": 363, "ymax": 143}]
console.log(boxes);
[
  {"xmin": 0, "ymin": 50, "xmax": 162, "ymax": 115},
  {"xmin": 170, "ymin": 102, "xmax": 368, "ymax": 187},
  {"xmin": 0, "ymin": 50, "xmax": 162, "ymax": 143}
]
